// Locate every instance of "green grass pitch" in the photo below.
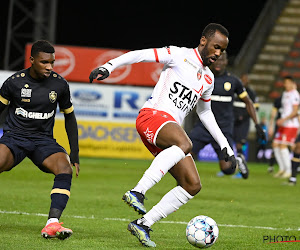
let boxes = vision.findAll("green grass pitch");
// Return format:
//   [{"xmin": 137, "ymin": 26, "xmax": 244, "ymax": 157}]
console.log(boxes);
[{"xmin": 0, "ymin": 157, "xmax": 300, "ymax": 249}]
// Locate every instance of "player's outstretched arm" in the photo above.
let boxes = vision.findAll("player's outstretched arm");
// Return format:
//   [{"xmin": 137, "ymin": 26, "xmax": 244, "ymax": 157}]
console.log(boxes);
[
  {"xmin": 64, "ymin": 111, "xmax": 80, "ymax": 177},
  {"xmin": 89, "ymin": 48, "xmax": 170, "ymax": 83},
  {"xmin": 241, "ymin": 95, "xmax": 266, "ymax": 141}
]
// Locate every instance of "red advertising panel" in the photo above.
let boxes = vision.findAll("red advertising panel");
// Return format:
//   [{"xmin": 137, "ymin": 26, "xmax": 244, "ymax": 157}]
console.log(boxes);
[{"xmin": 24, "ymin": 44, "xmax": 163, "ymax": 86}]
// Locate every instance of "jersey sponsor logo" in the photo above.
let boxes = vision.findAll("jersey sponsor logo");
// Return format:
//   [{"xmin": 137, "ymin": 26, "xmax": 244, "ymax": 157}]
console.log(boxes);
[
  {"xmin": 15, "ymin": 107, "xmax": 55, "ymax": 119},
  {"xmin": 169, "ymin": 82, "xmax": 198, "ymax": 112},
  {"xmin": 21, "ymin": 88, "xmax": 32, "ymax": 98},
  {"xmin": 49, "ymin": 91, "xmax": 57, "ymax": 103},
  {"xmin": 204, "ymin": 74, "xmax": 212, "ymax": 84},
  {"xmin": 184, "ymin": 58, "xmax": 197, "ymax": 70},
  {"xmin": 183, "ymin": 59, "xmax": 202, "ymax": 80},
  {"xmin": 224, "ymin": 82, "xmax": 231, "ymax": 91}
]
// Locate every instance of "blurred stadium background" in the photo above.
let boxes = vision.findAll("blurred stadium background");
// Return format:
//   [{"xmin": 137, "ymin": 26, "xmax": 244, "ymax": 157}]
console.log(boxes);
[
  {"xmin": 3, "ymin": 1, "xmax": 300, "ymax": 249},
  {"xmin": 1, "ymin": 0, "xmax": 299, "ymax": 163}
]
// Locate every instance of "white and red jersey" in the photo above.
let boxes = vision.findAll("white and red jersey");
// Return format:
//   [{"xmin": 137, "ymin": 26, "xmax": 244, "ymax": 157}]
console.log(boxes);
[
  {"xmin": 141, "ymin": 46, "xmax": 214, "ymax": 125},
  {"xmin": 281, "ymin": 89, "xmax": 300, "ymax": 128},
  {"xmin": 102, "ymin": 46, "xmax": 233, "ymax": 156},
  {"xmin": 105, "ymin": 46, "xmax": 214, "ymax": 125}
]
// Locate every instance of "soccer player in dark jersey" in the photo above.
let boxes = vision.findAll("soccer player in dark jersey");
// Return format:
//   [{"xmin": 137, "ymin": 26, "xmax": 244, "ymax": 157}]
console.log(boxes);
[
  {"xmin": 189, "ymin": 51, "xmax": 265, "ymax": 179},
  {"xmin": 233, "ymin": 73, "xmax": 259, "ymax": 158},
  {"xmin": 267, "ymin": 95, "xmax": 282, "ymax": 173},
  {"xmin": 0, "ymin": 40, "xmax": 79, "ymax": 239}
]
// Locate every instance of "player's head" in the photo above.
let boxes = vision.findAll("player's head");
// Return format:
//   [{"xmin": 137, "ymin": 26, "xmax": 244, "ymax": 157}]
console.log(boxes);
[
  {"xmin": 283, "ymin": 75, "xmax": 296, "ymax": 91},
  {"xmin": 30, "ymin": 40, "xmax": 55, "ymax": 80},
  {"xmin": 210, "ymin": 50, "xmax": 228, "ymax": 76},
  {"xmin": 198, "ymin": 23, "xmax": 229, "ymax": 67}
]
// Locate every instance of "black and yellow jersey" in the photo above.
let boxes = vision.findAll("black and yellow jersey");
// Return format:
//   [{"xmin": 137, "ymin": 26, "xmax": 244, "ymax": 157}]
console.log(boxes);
[
  {"xmin": 0, "ymin": 68, "xmax": 73, "ymax": 136},
  {"xmin": 210, "ymin": 71, "xmax": 246, "ymax": 129}
]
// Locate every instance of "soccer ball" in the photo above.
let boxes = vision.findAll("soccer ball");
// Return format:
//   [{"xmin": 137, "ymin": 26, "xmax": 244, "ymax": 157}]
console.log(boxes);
[{"xmin": 186, "ymin": 215, "xmax": 219, "ymax": 248}]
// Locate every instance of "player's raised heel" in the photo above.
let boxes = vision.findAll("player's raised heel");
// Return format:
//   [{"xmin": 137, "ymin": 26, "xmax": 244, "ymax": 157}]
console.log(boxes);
[
  {"xmin": 127, "ymin": 219, "xmax": 156, "ymax": 247},
  {"xmin": 236, "ymin": 154, "xmax": 249, "ymax": 179},
  {"xmin": 122, "ymin": 191, "xmax": 147, "ymax": 215}
]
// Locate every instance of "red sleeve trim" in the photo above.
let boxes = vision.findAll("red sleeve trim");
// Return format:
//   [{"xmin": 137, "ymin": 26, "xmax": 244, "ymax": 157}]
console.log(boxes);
[
  {"xmin": 153, "ymin": 48, "xmax": 159, "ymax": 63},
  {"xmin": 200, "ymin": 98, "xmax": 211, "ymax": 102}
]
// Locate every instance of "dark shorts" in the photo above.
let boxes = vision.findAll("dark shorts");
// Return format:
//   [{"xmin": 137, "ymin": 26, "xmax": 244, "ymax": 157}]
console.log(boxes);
[
  {"xmin": 0, "ymin": 131, "xmax": 66, "ymax": 169},
  {"xmin": 189, "ymin": 122, "xmax": 234, "ymax": 160},
  {"xmin": 233, "ymin": 119, "xmax": 250, "ymax": 144}
]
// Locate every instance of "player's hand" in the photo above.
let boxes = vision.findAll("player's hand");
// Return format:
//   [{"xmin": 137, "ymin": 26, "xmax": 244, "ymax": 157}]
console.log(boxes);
[
  {"xmin": 255, "ymin": 124, "xmax": 266, "ymax": 141},
  {"xmin": 222, "ymin": 147, "xmax": 236, "ymax": 170},
  {"xmin": 70, "ymin": 151, "xmax": 80, "ymax": 177},
  {"xmin": 89, "ymin": 67, "xmax": 109, "ymax": 83},
  {"xmin": 73, "ymin": 163, "xmax": 80, "ymax": 178}
]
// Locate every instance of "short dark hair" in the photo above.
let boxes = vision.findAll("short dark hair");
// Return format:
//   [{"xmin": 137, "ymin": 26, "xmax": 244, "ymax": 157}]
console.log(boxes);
[
  {"xmin": 283, "ymin": 75, "xmax": 294, "ymax": 81},
  {"xmin": 202, "ymin": 23, "xmax": 229, "ymax": 39},
  {"xmin": 31, "ymin": 40, "xmax": 55, "ymax": 57}
]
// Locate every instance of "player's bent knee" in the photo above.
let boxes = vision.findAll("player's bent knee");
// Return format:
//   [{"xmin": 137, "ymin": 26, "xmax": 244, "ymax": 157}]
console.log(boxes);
[
  {"xmin": 190, "ymin": 182, "xmax": 202, "ymax": 196},
  {"xmin": 60, "ymin": 164, "xmax": 73, "ymax": 175},
  {"xmin": 184, "ymin": 181, "xmax": 202, "ymax": 196},
  {"xmin": 179, "ymin": 141, "xmax": 193, "ymax": 155},
  {"xmin": 56, "ymin": 162, "xmax": 73, "ymax": 175}
]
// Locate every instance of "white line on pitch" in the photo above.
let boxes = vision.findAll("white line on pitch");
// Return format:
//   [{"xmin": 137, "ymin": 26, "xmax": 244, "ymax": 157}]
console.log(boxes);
[
  {"xmin": 103, "ymin": 217, "xmax": 300, "ymax": 231},
  {"xmin": 1, "ymin": 210, "xmax": 299, "ymax": 231},
  {"xmin": 0, "ymin": 210, "xmax": 95, "ymax": 219}
]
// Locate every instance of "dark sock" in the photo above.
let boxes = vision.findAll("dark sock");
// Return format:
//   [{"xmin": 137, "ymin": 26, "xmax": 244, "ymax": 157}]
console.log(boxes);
[
  {"xmin": 269, "ymin": 152, "xmax": 276, "ymax": 166},
  {"xmin": 49, "ymin": 173, "xmax": 72, "ymax": 219},
  {"xmin": 291, "ymin": 153, "xmax": 300, "ymax": 178}
]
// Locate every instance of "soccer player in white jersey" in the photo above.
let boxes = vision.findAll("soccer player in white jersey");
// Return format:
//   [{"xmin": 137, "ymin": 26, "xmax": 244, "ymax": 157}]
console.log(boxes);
[
  {"xmin": 271, "ymin": 76, "xmax": 300, "ymax": 178},
  {"xmin": 90, "ymin": 23, "xmax": 236, "ymax": 247}
]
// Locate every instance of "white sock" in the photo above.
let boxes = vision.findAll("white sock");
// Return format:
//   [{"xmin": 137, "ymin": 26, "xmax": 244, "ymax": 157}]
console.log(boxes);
[
  {"xmin": 132, "ymin": 145, "xmax": 186, "ymax": 195},
  {"xmin": 46, "ymin": 218, "xmax": 59, "ymax": 226},
  {"xmin": 281, "ymin": 147, "xmax": 291, "ymax": 174},
  {"xmin": 273, "ymin": 147, "xmax": 285, "ymax": 172},
  {"xmin": 140, "ymin": 186, "xmax": 193, "ymax": 227}
]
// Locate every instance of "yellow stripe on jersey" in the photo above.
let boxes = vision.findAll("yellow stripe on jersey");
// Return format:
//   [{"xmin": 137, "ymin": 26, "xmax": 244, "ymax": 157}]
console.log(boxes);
[
  {"xmin": 292, "ymin": 157, "xmax": 300, "ymax": 163},
  {"xmin": 61, "ymin": 105, "xmax": 74, "ymax": 114},
  {"xmin": 239, "ymin": 91, "xmax": 248, "ymax": 99},
  {"xmin": 0, "ymin": 95, "xmax": 9, "ymax": 105},
  {"xmin": 50, "ymin": 188, "xmax": 70, "ymax": 197}
]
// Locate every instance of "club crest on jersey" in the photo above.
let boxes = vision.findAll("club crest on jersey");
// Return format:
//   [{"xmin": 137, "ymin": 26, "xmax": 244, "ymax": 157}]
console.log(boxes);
[
  {"xmin": 224, "ymin": 82, "xmax": 231, "ymax": 91},
  {"xmin": 197, "ymin": 68, "xmax": 202, "ymax": 80},
  {"xmin": 49, "ymin": 91, "xmax": 57, "ymax": 103}
]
